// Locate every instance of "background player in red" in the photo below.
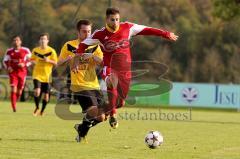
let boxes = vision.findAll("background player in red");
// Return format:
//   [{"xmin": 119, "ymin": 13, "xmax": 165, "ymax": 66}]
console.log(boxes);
[
  {"xmin": 76, "ymin": 7, "xmax": 179, "ymax": 128},
  {"xmin": 3, "ymin": 35, "xmax": 31, "ymax": 112}
]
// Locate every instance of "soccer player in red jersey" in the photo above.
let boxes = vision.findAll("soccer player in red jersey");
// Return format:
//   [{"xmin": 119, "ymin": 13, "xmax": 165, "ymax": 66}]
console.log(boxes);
[
  {"xmin": 3, "ymin": 35, "xmax": 31, "ymax": 112},
  {"xmin": 76, "ymin": 8, "xmax": 179, "ymax": 128}
]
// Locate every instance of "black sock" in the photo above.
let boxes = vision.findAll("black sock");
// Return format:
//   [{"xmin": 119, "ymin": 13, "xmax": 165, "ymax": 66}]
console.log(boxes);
[
  {"xmin": 79, "ymin": 115, "xmax": 102, "ymax": 137},
  {"xmin": 41, "ymin": 99, "xmax": 48, "ymax": 113},
  {"xmin": 92, "ymin": 119, "xmax": 101, "ymax": 127},
  {"xmin": 79, "ymin": 120, "xmax": 91, "ymax": 137},
  {"xmin": 34, "ymin": 96, "xmax": 40, "ymax": 109}
]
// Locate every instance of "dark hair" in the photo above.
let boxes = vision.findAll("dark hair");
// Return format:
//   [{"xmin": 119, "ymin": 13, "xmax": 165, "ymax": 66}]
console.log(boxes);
[
  {"xmin": 76, "ymin": 19, "xmax": 92, "ymax": 31},
  {"xmin": 39, "ymin": 32, "xmax": 50, "ymax": 40},
  {"xmin": 106, "ymin": 7, "xmax": 120, "ymax": 17},
  {"xmin": 11, "ymin": 35, "xmax": 22, "ymax": 40}
]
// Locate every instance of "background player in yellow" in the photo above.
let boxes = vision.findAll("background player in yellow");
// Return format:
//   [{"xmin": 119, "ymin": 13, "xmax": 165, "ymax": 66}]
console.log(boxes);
[
  {"xmin": 31, "ymin": 33, "xmax": 58, "ymax": 116},
  {"xmin": 58, "ymin": 20, "xmax": 105, "ymax": 143}
]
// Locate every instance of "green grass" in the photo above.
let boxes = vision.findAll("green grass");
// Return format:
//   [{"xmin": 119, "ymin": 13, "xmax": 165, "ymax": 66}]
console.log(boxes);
[{"xmin": 0, "ymin": 101, "xmax": 240, "ymax": 159}]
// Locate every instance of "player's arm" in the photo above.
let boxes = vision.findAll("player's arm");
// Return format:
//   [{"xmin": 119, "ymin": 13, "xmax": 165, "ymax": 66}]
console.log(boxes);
[
  {"xmin": 129, "ymin": 22, "xmax": 178, "ymax": 41},
  {"xmin": 3, "ymin": 52, "xmax": 13, "ymax": 73},
  {"xmin": 57, "ymin": 56, "xmax": 72, "ymax": 66},
  {"xmin": 73, "ymin": 31, "xmax": 102, "ymax": 71},
  {"xmin": 82, "ymin": 45, "xmax": 103, "ymax": 65},
  {"xmin": 30, "ymin": 49, "xmax": 38, "ymax": 65},
  {"xmin": 92, "ymin": 55, "xmax": 103, "ymax": 65},
  {"xmin": 47, "ymin": 49, "xmax": 58, "ymax": 66},
  {"xmin": 25, "ymin": 48, "xmax": 32, "ymax": 67},
  {"xmin": 76, "ymin": 30, "xmax": 102, "ymax": 55},
  {"xmin": 19, "ymin": 48, "xmax": 32, "ymax": 68},
  {"xmin": 83, "ymin": 51, "xmax": 103, "ymax": 65},
  {"xmin": 72, "ymin": 42, "xmax": 90, "ymax": 72},
  {"xmin": 91, "ymin": 46, "xmax": 103, "ymax": 65},
  {"xmin": 57, "ymin": 43, "xmax": 73, "ymax": 66},
  {"xmin": 2, "ymin": 54, "xmax": 9, "ymax": 69},
  {"xmin": 43, "ymin": 57, "xmax": 57, "ymax": 65}
]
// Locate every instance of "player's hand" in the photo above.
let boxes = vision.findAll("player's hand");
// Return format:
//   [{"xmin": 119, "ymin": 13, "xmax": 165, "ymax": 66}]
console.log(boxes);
[
  {"xmin": 70, "ymin": 55, "xmax": 81, "ymax": 73},
  {"xmin": 18, "ymin": 63, "xmax": 25, "ymax": 68},
  {"xmin": 7, "ymin": 67, "xmax": 13, "ymax": 73},
  {"xmin": 31, "ymin": 60, "xmax": 36, "ymax": 65},
  {"xmin": 169, "ymin": 32, "xmax": 178, "ymax": 41},
  {"xmin": 66, "ymin": 55, "xmax": 73, "ymax": 61},
  {"xmin": 71, "ymin": 64, "xmax": 79, "ymax": 73},
  {"xmin": 43, "ymin": 57, "xmax": 50, "ymax": 62},
  {"xmin": 82, "ymin": 53, "xmax": 92, "ymax": 60}
]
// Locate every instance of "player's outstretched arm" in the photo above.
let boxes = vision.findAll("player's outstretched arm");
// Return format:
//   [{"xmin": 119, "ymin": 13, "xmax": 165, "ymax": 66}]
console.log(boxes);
[
  {"xmin": 138, "ymin": 27, "xmax": 178, "ymax": 41},
  {"xmin": 57, "ymin": 55, "xmax": 72, "ymax": 66},
  {"xmin": 129, "ymin": 22, "xmax": 178, "ymax": 41}
]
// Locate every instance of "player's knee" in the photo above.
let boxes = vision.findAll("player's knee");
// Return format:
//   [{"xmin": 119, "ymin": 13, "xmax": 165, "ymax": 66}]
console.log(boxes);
[
  {"xmin": 34, "ymin": 89, "xmax": 40, "ymax": 97},
  {"xmin": 34, "ymin": 92, "xmax": 39, "ymax": 97},
  {"xmin": 96, "ymin": 113, "xmax": 105, "ymax": 122},
  {"xmin": 11, "ymin": 86, "xmax": 17, "ymax": 93},
  {"xmin": 87, "ymin": 106, "xmax": 98, "ymax": 117},
  {"xmin": 43, "ymin": 93, "xmax": 49, "ymax": 102}
]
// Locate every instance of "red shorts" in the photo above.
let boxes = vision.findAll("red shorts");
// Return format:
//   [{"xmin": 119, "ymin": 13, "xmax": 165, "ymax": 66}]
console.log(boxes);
[
  {"xmin": 101, "ymin": 66, "xmax": 131, "ymax": 99},
  {"xmin": 9, "ymin": 71, "xmax": 27, "ymax": 89}
]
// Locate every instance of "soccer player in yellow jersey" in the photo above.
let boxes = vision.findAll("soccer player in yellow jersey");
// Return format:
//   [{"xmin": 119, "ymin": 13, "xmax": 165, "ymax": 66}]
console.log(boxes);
[
  {"xmin": 58, "ymin": 20, "xmax": 105, "ymax": 143},
  {"xmin": 31, "ymin": 33, "xmax": 58, "ymax": 116}
]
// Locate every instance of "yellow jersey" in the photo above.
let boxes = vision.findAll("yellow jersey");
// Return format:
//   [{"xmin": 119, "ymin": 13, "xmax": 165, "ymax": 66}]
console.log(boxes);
[
  {"xmin": 31, "ymin": 46, "xmax": 58, "ymax": 83},
  {"xmin": 59, "ymin": 39, "xmax": 103, "ymax": 92}
]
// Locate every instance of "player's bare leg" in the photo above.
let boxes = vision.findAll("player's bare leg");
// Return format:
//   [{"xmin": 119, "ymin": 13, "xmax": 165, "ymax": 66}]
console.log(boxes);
[{"xmin": 10, "ymin": 86, "xmax": 17, "ymax": 112}]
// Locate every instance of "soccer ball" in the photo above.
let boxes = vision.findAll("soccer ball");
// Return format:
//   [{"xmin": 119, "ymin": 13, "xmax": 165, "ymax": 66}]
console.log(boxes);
[{"xmin": 144, "ymin": 131, "xmax": 163, "ymax": 149}]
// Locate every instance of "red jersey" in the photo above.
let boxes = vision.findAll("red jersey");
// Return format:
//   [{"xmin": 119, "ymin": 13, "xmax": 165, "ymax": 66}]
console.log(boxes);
[
  {"xmin": 77, "ymin": 22, "xmax": 171, "ymax": 70},
  {"xmin": 3, "ymin": 47, "xmax": 31, "ymax": 73}
]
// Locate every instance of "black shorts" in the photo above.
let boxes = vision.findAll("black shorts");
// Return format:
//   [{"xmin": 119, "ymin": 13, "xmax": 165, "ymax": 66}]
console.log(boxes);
[
  {"xmin": 74, "ymin": 90, "xmax": 105, "ymax": 112},
  {"xmin": 33, "ymin": 79, "xmax": 51, "ymax": 94}
]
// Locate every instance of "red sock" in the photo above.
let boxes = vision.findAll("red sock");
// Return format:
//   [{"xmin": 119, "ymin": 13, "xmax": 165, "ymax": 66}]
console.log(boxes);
[
  {"xmin": 11, "ymin": 92, "xmax": 17, "ymax": 112},
  {"xmin": 107, "ymin": 88, "xmax": 118, "ymax": 116}
]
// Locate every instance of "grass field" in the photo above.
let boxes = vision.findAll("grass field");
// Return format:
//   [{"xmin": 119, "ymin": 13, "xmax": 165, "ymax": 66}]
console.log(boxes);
[{"xmin": 0, "ymin": 101, "xmax": 240, "ymax": 159}]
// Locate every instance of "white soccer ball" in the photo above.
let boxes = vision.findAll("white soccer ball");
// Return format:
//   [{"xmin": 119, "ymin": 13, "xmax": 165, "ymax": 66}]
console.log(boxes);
[{"xmin": 144, "ymin": 131, "xmax": 163, "ymax": 149}]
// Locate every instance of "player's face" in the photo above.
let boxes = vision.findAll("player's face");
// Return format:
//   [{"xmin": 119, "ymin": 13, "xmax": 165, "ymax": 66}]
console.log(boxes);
[
  {"xmin": 106, "ymin": 14, "xmax": 120, "ymax": 30},
  {"xmin": 39, "ymin": 35, "xmax": 49, "ymax": 47},
  {"xmin": 12, "ymin": 37, "xmax": 22, "ymax": 49},
  {"xmin": 78, "ymin": 25, "xmax": 92, "ymax": 41}
]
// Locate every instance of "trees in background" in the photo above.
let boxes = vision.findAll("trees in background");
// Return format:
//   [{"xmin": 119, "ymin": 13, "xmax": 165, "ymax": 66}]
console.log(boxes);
[{"xmin": 0, "ymin": 0, "xmax": 239, "ymax": 83}]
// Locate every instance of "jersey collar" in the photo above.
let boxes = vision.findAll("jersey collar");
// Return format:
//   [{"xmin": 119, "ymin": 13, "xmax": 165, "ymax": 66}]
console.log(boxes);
[{"xmin": 106, "ymin": 24, "xmax": 120, "ymax": 33}]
